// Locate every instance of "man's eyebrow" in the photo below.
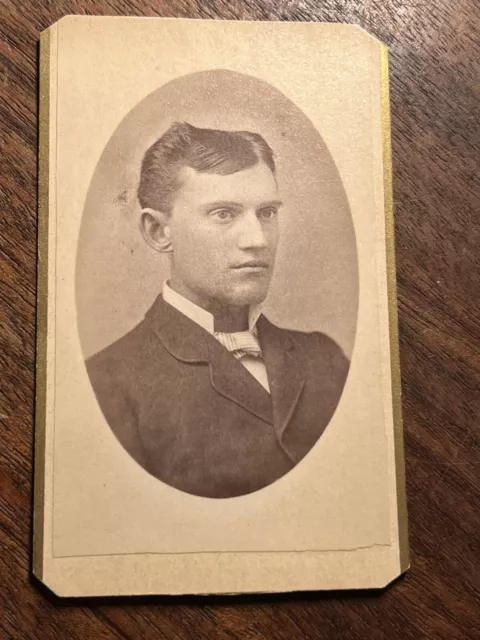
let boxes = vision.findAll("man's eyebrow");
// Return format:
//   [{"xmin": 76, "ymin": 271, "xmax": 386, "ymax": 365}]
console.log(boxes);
[
  {"xmin": 257, "ymin": 200, "xmax": 284, "ymax": 209},
  {"xmin": 200, "ymin": 201, "xmax": 244, "ymax": 210},
  {"xmin": 200, "ymin": 200, "xmax": 284, "ymax": 210}
]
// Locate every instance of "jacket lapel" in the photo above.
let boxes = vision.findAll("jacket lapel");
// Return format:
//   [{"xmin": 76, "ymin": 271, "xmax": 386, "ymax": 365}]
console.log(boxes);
[
  {"xmin": 145, "ymin": 294, "xmax": 211, "ymax": 363},
  {"xmin": 208, "ymin": 343, "xmax": 273, "ymax": 425},
  {"xmin": 145, "ymin": 295, "xmax": 273, "ymax": 425},
  {"xmin": 257, "ymin": 316, "xmax": 305, "ymax": 441}
]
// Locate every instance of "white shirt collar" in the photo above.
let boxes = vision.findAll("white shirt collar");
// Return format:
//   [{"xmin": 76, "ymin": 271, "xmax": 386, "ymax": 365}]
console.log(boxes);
[{"xmin": 162, "ymin": 281, "xmax": 262, "ymax": 334}]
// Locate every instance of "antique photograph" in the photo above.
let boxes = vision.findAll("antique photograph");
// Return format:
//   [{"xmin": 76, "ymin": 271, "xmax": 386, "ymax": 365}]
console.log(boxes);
[
  {"xmin": 36, "ymin": 20, "xmax": 407, "ymax": 594},
  {"xmin": 76, "ymin": 69, "xmax": 359, "ymax": 499}
]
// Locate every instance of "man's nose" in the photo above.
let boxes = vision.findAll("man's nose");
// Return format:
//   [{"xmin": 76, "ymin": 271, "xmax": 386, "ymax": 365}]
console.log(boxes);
[{"xmin": 237, "ymin": 212, "xmax": 267, "ymax": 249}]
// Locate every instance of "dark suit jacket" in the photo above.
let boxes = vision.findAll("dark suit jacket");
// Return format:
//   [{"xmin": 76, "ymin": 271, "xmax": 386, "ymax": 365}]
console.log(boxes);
[{"xmin": 86, "ymin": 295, "xmax": 349, "ymax": 498}]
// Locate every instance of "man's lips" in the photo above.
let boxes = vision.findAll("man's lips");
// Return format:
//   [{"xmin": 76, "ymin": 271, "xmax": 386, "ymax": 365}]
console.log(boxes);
[{"xmin": 232, "ymin": 260, "xmax": 270, "ymax": 269}]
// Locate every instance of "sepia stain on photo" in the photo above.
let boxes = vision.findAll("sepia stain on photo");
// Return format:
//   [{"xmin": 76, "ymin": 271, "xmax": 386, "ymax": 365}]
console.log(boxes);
[{"xmin": 76, "ymin": 70, "xmax": 359, "ymax": 499}]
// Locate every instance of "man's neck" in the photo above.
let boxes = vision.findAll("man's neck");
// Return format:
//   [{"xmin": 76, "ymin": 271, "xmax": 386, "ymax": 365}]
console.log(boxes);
[
  {"xmin": 165, "ymin": 279, "xmax": 252, "ymax": 333},
  {"xmin": 213, "ymin": 307, "xmax": 249, "ymax": 333}
]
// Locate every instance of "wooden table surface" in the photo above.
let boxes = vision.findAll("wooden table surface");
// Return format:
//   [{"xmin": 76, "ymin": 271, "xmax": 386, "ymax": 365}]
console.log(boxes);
[{"xmin": 1, "ymin": 1, "xmax": 479, "ymax": 638}]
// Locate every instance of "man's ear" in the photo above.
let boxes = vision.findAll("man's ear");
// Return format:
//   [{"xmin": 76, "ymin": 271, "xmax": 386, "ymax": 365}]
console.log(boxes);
[{"xmin": 139, "ymin": 208, "xmax": 173, "ymax": 253}]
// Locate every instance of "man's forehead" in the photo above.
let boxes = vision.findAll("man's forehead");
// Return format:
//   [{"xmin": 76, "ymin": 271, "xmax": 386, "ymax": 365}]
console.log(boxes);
[{"xmin": 176, "ymin": 163, "xmax": 278, "ymax": 206}]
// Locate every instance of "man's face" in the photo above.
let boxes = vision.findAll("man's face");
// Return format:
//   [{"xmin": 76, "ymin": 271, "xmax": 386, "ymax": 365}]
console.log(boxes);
[{"xmin": 166, "ymin": 162, "xmax": 281, "ymax": 311}]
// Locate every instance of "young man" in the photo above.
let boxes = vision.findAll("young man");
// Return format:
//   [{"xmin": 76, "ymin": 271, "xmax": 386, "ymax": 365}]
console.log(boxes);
[{"xmin": 87, "ymin": 122, "xmax": 349, "ymax": 499}]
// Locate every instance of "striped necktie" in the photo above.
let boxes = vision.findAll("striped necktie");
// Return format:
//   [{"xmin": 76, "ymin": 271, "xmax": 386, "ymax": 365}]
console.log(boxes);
[{"xmin": 214, "ymin": 328, "xmax": 263, "ymax": 360}]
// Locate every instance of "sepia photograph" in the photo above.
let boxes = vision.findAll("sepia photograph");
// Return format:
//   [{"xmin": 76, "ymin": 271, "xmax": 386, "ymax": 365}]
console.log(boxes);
[
  {"xmin": 76, "ymin": 69, "xmax": 359, "ymax": 499},
  {"xmin": 34, "ymin": 18, "xmax": 407, "ymax": 594}
]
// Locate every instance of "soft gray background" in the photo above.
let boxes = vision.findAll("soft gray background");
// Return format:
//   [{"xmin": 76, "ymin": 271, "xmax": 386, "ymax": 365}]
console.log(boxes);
[{"xmin": 76, "ymin": 70, "xmax": 358, "ymax": 358}]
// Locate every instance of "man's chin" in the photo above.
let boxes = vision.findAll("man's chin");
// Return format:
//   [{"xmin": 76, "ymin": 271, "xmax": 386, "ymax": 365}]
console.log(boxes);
[{"xmin": 224, "ymin": 285, "xmax": 270, "ymax": 307}]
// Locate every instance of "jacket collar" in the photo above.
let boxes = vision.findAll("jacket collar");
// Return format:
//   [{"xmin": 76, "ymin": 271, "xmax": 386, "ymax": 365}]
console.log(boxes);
[
  {"xmin": 145, "ymin": 295, "xmax": 305, "ymax": 436},
  {"xmin": 258, "ymin": 315, "xmax": 305, "ymax": 445},
  {"xmin": 145, "ymin": 294, "xmax": 212, "ymax": 363}
]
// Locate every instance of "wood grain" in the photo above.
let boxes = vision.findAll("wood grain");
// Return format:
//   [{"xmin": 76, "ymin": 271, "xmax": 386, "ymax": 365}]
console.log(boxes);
[{"xmin": 1, "ymin": 1, "xmax": 479, "ymax": 638}]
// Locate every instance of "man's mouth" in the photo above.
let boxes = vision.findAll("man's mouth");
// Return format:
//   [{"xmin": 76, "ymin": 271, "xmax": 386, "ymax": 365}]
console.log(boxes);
[{"xmin": 233, "ymin": 260, "xmax": 270, "ymax": 269}]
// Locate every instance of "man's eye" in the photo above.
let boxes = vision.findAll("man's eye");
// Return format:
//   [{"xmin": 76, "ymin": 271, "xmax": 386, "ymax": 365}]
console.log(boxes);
[
  {"xmin": 257, "ymin": 207, "xmax": 278, "ymax": 220},
  {"xmin": 211, "ymin": 209, "xmax": 235, "ymax": 221}
]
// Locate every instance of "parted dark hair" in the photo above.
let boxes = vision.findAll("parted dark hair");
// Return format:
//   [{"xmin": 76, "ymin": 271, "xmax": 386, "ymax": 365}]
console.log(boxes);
[{"xmin": 137, "ymin": 122, "xmax": 276, "ymax": 212}]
